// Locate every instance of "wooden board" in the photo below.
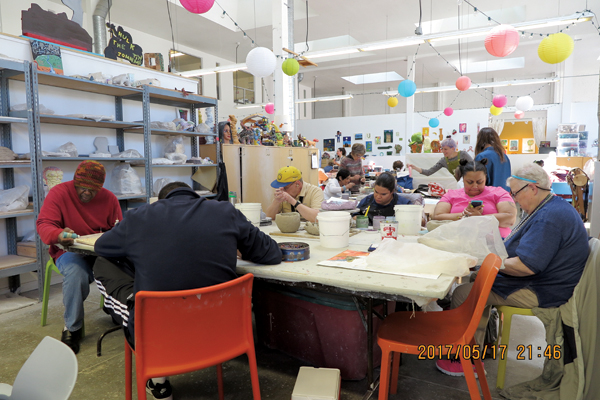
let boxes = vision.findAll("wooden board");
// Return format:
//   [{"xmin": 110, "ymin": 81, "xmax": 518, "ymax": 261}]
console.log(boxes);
[
  {"xmin": 270, "ymin": 228, "xmax": 362, "ymax": 240},
  {"xmin": 74, "ymin": 233, "xmax": 104, "ymax": 246}
]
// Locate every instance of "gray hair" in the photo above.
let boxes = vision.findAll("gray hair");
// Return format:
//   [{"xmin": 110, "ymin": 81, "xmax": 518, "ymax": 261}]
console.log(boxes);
[
  {"xmin": 351, "ymin": 143, "xmax": 366, "ymax": 155},
  {"xmin": 440, "ymin": 137, "xmax": 457, "ymax": 149},
  {"xmin": 507, "ymin": 164, "xmax": 551, "ymax": 190}
]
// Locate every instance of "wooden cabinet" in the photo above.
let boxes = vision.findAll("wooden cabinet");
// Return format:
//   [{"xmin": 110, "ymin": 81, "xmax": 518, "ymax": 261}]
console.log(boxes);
[{"xmin": 223, "ymin": 144, "xmax": 319, "ymax": 211}]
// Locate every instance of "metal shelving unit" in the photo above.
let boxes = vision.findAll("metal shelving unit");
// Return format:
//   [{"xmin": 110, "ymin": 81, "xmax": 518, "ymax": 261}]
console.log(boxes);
[
  {"xmin": 0, "ymin": 59, "xmax": 42, "ymax": 297},
  {"xmin": 123, "ymin": 85, "xmax": 219, "ymax": 200}
]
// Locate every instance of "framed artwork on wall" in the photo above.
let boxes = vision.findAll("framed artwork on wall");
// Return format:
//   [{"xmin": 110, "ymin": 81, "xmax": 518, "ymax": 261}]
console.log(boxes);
[
  {"xmin": 355, "ymin": 133, "xmax": 363, "ymax": 140},
  {"xmin": 539, "ymin": 141, "xmax": 551, "ymax": 147},
  {"xmin": 463, "ymin": 135, "xmax": 470, "ymax": 144},
  {"xmin": 422, "ymin": 127, "xmax": 429, "ymax": 137},
  {"xmin": 501, "ymin": 139, "xmax": 508, "ymax": 147},
  {"xmin": 523, "ymin": 138, "xmax": 535, "ymax": 154},
  {"xmin": 343, "ymin": 136, "xmax": 351, "ymax": 147},
  {"xmin": 366, "ymin": 141, "xmax": 372, "ymax": 152},
  {"xmin": 459, "ymin": 123, "xmax": 467, "ymax": 133},
  {"xmin": 509, "ymin": 139, "xmax": 519, "ymax": 152},
  {"xmin": 384, "ymin": 130, "xmax": 393, "ymax": 143},
  {"xmin": 375, "ymin": 136, "xmax": 381, "ymax": 145},
  {"xmin": 323, "ymin": 139, "xmax": 335, "ymax": 151}
]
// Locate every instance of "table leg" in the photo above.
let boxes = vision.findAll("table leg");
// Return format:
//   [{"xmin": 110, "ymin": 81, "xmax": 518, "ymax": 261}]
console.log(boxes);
[{"xmin": 367, "ymin": 297, "xmax": 373, "ymax": 388}]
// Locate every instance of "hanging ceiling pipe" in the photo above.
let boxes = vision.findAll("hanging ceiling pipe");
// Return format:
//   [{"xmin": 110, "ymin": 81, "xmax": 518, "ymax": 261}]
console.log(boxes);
[{"xmin": 92, "ymin": 0, "xmax": 112, "ymax": 54}]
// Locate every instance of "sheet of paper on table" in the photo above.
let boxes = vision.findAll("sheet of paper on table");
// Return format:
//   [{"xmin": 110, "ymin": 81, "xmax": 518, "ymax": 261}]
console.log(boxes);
[{"xmin": 317, "ymin": 250, "xmax": 441, "ymax": 280}]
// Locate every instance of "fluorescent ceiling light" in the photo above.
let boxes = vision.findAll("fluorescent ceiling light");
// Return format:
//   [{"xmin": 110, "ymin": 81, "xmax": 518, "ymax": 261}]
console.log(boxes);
[
  {"xmin": 382, "ymin": 77, "xmax": 559, "ymax": 95},
  {"xmin": 236, "ymin": 95, "xmax": 354, "ymax": 109},
  {"xmin": 305, "ymin": 48, "xmax": 361, "ymax": 59},
  {"xmin": 461, "ymin": 57, "xmax": 525, "ymax": 74},
  {"xmin": 181, "ymin": 63, "xmax": 248, "ymax": 77},
  {"xmin": 358, "ymin": 39, "xmax": 424, "ymax": 51},
  {"xmin": 236, "ymin": 103, "xmax": 266, "ymax": 109},
  {"xmin": 342, "ymin": 72, "xmax": 404, "ymax": 85},
  {"xmin": 170, "ymin": 52, "xmax": 185, "ymax": 58},
  {"xmin": 296, "ymin": 94, "xmax": 354, "ymax": 103}
]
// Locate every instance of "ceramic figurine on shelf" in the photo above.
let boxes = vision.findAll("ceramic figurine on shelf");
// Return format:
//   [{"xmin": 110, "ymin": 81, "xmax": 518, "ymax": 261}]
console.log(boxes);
[
  {"xmin": 431, "ymin": 140, "xmax": 441, "ymax": 153},
  {"xmin": 205, "ymin": 108, "xmax": 215, "ymax": 133},
  {"xmin": 229, "ymin": 114, "xmax": 240, "ymax": 144}
]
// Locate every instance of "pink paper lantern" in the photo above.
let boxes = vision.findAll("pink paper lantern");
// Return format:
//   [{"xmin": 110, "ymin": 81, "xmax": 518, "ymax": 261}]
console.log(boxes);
[
  {"xmin": 515, "ymin": 111, "xmax": 525, "ymax": 119},
  {"xmin": 265, "ymin": 103, "xmax": 275, "ymax": 114},
  {"xmin": 492, "ymin": 95, "xmax": 507, "ymax": 108},
  {"xmin": 485, "ymin": 25, "xmax": 520, "ymax": 57},
  {"xmin": 444, "ymin": 107, "xmax": 453, "ymax": 116},
  {"xmin": 455, "ymin": 76, "xmax": 471, "ymax": 91},
  {"xmin": 180, "ymin": 0, "xmax": 215, "ymax": 14}
]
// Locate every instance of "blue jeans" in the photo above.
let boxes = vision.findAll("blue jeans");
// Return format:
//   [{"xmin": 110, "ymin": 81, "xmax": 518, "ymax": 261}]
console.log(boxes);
[{"xmin": 55, "ymin": 252, "xmax": 96, "ymax": 331}]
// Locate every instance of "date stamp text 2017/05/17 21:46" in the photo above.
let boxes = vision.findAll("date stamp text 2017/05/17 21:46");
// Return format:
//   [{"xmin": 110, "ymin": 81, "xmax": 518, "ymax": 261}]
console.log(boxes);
[{"xmin": 417, "ymin": 344, "xmax": 562, "ymax": 361}]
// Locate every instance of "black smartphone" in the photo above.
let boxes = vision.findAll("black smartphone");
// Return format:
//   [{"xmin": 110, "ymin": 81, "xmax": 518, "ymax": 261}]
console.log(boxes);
[{"xmin": 470, "ymin": 200, "xmax": 483, "ymax": 207}]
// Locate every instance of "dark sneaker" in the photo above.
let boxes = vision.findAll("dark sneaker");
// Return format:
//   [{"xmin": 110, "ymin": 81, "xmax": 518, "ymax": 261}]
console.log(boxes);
[
  {"xmin": 61, "ymin": 327, "xmax": 83, "ymax": 354},
  {"xmin": 146, "ymin": 379, "xmax": 173, "ymax": 400}
]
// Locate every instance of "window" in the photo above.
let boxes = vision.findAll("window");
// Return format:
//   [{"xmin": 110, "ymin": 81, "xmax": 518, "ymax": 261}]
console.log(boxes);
[
  {"xmin": 169, "ymin": 50, "xmax": 203, "ymax": 95},
  {"xmin": 234, "ymin": 70, "xmax": 255, "ymax": 104}
]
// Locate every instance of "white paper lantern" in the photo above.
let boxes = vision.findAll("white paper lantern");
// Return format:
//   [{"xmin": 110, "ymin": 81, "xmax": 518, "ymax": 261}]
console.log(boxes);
[
  {"xmin": 245, "ymin": 47, "xmax": 276, "ymax": 78},
  {"xmin": 515, "ymin": 96, "xmax": 534, "ymax": 112}
]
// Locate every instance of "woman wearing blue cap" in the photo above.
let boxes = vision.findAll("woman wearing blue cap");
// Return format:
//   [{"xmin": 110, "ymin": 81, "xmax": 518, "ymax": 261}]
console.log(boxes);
[{"xmin": 265, "ymin": 166, "xmax": 323, "ymax": 223}]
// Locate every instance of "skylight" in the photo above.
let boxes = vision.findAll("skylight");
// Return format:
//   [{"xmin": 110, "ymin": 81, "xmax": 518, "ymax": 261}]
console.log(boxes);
[{"xmin": 342, "ymin": 71, "xmax": 404, "ymax": 85}]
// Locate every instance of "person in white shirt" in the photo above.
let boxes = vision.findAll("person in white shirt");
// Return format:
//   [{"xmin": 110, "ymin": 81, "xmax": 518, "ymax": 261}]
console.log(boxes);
[{"xmin": 324, "ymin": 168, "xmax": 355, "ymax": 200}]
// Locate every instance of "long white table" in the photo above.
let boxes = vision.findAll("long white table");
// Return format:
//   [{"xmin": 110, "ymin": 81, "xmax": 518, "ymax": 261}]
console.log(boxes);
[{"xmin": 238, "ymin": 224, "xmax": 456, "ymax": 303}]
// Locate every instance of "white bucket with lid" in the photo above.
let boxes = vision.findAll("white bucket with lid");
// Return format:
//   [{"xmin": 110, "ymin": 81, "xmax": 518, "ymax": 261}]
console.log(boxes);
[
  {"xmin": 317, "ymin": 211, "xmax": 351, "ymax": 248},
  {"xmin": 235, "ymin": 203, "xmax": 262, "ymax": 226},
  {"xmin": 394, "ymin": 205, "xmax": 422, "ymax": 235}
]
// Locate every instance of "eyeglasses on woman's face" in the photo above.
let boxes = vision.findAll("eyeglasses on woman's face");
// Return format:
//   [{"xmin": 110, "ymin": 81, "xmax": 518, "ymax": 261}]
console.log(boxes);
[{"xmin": 510, "ymin": 183, "xmax": 530, "ymax": 198}]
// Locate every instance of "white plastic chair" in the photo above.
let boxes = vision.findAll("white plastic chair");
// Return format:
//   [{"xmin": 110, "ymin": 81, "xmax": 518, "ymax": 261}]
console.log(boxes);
[{"xmin": 0, "ymin": 336, "xmax": 78, "ymax": 400}]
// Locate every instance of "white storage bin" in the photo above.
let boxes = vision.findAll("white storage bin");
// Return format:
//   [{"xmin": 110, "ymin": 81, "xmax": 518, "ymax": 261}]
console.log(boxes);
[{"xmin": 292, "ymin": 367, "xmax": 341, "ymax": 400}]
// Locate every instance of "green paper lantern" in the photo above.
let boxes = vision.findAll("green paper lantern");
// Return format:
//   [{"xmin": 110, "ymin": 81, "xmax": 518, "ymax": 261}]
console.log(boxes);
[{"xmin": 282, "ymin": 58, "xmax": 300, "ymax": 76}]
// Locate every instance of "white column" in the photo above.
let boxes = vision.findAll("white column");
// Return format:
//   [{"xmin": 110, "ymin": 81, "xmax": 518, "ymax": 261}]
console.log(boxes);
[
  {"xmin": 560, "ymin": 56, "xmax": 573, "ymax": 124},
  {"xmin": 272, "ymin": 0, "xmax": 294, "ymax": 128},
  {"xmin": 404, "ymin": 55, "xmax": 415, "ymax": 148}
]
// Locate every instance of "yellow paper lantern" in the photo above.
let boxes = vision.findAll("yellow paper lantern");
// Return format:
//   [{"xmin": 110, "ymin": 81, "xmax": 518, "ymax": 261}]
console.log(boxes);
[
  {"xmin": 538, "ymin": 33, "xmax": 574, "ymax": 64},
  {"xmin": 490, "ymin": 105, "xmax": 503, "ymax": 116},
  {"xmin": 387, "ymin": 97, "xmax": 398, "ymax": 107}
]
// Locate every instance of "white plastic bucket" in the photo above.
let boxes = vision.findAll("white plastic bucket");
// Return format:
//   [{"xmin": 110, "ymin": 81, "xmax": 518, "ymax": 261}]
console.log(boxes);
[
  {"xmin": 317, "ymin": 211, "xmax": 351, "ymax": 248},
  {"xmin": 235, "ymin": 203, "xmax": 262, "ymax": 226},
  {"xmin": 394, "ymin": 205, "xmax": 422, "ymax": 235}
]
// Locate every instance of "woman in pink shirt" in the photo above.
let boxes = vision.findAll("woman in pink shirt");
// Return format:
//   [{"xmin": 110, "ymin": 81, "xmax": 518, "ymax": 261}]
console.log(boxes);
[{"xmin": 432, "ymin": 159, "xmax": 517, "ymax": 237}]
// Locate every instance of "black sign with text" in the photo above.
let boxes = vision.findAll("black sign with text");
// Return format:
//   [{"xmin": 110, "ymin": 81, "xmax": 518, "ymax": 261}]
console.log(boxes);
[{"xmin": 104, "ymin": 23, "xmax": 143, "ymax": 66}]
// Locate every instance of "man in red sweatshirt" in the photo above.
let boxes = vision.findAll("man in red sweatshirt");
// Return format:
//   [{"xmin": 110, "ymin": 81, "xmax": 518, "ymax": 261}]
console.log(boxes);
[{"xmin": 36, "ymin": 160, "xmax": 122, "ymax": 354}]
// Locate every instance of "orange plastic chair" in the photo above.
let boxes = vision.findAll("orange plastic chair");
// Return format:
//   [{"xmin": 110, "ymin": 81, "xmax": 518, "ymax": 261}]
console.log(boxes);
[
  {"xmin": 124, "ymin": 273, "xmax": 260, "ymax": 400},
  {"xmin": 377, "ymin": 253, "xmax": 502, "ymax": 400}
]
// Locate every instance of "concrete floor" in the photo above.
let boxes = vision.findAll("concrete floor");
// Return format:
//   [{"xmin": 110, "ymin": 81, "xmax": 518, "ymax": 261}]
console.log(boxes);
[{"xmin": 0, "ymin": 283, "xmax": 548, "ymax": 400}]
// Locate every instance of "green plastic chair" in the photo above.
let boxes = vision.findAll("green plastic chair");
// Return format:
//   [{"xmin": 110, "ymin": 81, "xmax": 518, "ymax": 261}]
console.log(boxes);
[
  {"xmin": 41, "ymin": 258, "xmax": 105, "ymax": 336},
  {"xmin": 493, "ymin": 305, "xmax": 535, "ymax": 389}
]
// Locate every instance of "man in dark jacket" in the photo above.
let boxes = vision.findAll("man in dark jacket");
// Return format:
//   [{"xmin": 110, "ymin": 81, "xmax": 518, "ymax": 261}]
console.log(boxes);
[{"xmin": 93, "ymin": 182, "xmax": 281, "ymax": 400}]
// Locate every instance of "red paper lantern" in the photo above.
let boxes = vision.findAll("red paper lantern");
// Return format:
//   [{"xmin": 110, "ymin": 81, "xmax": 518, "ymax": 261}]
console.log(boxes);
[
  {"xmin": 485, "ymin": 25, "xmax": 519, "ymax": 57},
  {"xmin": 456, "ymin": 76, "xmax": 471, "ymax": 91},
  {"xmin": 180, "ymin": 0, "xmax": 215, "ymax": 14},
  {"xmin": 514, "ymin": 111, "xmax": 524, "ymax": 119}
]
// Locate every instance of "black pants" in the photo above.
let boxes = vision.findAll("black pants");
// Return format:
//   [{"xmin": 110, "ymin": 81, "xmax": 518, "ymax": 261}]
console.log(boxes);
[{"xmin": 93, "ymin": 256, "xmax": 135, "ymax": 346}]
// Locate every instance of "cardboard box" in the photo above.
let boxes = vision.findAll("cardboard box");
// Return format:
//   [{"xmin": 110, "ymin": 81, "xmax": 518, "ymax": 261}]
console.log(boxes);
[
  {"xmin": 17, "ymin": 242, "xmax": 36, "ymax": 258},
  {"xmin": 292, "ymin": 367, "xmax": 340, "ymax": 400}
]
